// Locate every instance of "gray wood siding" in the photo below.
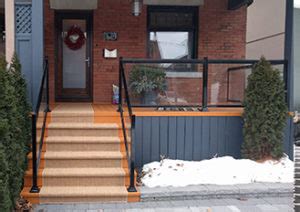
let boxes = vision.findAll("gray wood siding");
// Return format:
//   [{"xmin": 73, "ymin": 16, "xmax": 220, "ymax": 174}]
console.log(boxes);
[
  {"xmin": 133, "ymin": 116, "xmax": 243, "ymax": 167},
  {"xmin": 15, "ymin": 0, "xmax": 44, "ymax": 107},
  {"xmin": 133, "ymin": 116, "xmax": 294, "ymax": 168}
]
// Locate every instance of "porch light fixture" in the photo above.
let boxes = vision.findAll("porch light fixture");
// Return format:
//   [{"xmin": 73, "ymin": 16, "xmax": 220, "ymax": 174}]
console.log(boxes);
[{"xmin": 132, "ymin": 0, "xmax": 142, "ymax": 16}]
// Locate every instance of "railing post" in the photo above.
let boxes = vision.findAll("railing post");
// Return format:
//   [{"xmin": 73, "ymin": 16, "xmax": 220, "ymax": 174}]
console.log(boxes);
[
  {"xmin": 127, "ymin": 161, "xmax": 137, "ymax": 192},
  {"xmin": 202, "ymin": 57, "xmax": 208, "ymax": 111},
  {"xmin": 30, "ymin": 113, "xmax": 39, "ymax": 193},
  {"xmin": 284, "ymin": 60, "xmax": 289, "ymax": 107},
  {"xmin": 45, "ymin": 57, "xmax": 51, "ymax": 112},
  {"xmin": 118, "ymin": 57, "xmax": 123, "ymax": 112}
]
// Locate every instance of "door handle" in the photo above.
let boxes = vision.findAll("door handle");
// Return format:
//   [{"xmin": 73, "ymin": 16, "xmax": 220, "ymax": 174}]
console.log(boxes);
[{"xmin": 85, "ymin": 57, "xmax": 90, "ymax": 68}]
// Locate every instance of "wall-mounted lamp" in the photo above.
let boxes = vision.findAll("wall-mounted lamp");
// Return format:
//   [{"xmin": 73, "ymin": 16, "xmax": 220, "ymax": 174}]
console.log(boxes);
[{"xmin": 132, "ymin": 0, "xmax": 142, "ymax": 16}]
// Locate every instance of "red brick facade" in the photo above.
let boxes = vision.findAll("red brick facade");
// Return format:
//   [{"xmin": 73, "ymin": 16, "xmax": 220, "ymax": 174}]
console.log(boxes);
[{"xmin": 44, "ymin": 0, "xmax": 247, "ymax": 104}]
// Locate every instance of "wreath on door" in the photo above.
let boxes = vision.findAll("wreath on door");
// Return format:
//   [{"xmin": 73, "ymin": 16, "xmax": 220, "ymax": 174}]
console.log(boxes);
[{"xmin": 64, "ymin": 25, "xmax": 86, "ymax": 50}]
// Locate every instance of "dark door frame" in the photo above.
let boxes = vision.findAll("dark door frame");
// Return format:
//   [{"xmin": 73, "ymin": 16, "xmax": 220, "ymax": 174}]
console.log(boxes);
[{"xmin": 54, "ymin": 10, "xmax": 93, "ymax": 102}]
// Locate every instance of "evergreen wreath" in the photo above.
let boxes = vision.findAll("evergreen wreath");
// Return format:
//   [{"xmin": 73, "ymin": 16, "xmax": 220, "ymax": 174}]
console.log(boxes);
[{"xmin": 64, "ymin": 25, "xmax": 86, "ymax": 50}]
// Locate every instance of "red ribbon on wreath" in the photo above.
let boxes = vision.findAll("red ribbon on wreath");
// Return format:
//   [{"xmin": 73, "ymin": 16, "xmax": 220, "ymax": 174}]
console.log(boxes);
[{"xmin": 64, "ymin": 25, "xmax": 86, "ymax": 50}]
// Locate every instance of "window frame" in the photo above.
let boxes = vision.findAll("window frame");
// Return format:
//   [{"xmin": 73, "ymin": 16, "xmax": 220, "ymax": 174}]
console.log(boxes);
[{"xmin": 146, "ymin": 6, "xmax": 199, "ymax": 59}]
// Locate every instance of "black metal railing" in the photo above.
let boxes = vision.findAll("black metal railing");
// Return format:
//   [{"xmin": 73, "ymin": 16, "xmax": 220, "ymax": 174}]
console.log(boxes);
[
  {"xmin": 119, "ymin": 57, "xmax": 137, "ymax": 192},
  {"xmin": 120, "ymin": 58, "xmax": 288, "ymax": 110},
  {"xmin": 30, "ymin": 57, "xmax": 50, "ymax": 193}
]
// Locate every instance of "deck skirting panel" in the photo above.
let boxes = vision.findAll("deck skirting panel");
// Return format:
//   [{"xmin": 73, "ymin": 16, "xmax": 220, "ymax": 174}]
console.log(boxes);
[{"xmin": 133, "ymin": 116, "xmax": 294, "ymax": 167}]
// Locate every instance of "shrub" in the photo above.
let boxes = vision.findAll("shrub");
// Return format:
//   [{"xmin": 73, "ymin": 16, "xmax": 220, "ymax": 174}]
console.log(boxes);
[
  {"xmin": 0, "ymin": 144, "xmax": 12, "ymax": 212},
  {"xmin": 129, "ymin": 65, "xmax": 167, "ymax": 95},
  {"xmin": 0, "ymin": 54, "xmax": 31, "ymax": 211},
  {"xmin": 242, "ymin": 57, "xmax": 288, "ymax": 160}
]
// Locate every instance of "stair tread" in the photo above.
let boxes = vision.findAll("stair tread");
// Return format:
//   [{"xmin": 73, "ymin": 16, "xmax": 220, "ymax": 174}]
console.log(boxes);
[
  {"xmin": 44, "ymin": 168, "xmax": 126, "ymax": 176},
  {"xmin": 45, "ymin": 136, "xmax": 121, "ymax": 143},
  {"xmin": 26, "ymin": 168, "xmax": 126, "ymax": 176},
  {"xmin": 29, "ymin": 151, "xmax": 124, "ymax": 159},
  {"xmin": 47, "ymin": 123, "xmax": 120, "ymax": 129},
  {"xmin": 39, "ymin": 186, "xmax": 128, "ymax": 197}
]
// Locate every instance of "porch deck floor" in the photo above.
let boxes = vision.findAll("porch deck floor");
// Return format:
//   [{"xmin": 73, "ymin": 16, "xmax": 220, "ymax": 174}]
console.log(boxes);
[{"xmin": 52, "ymin": 103, "xmax": 243, "ymax": 117}]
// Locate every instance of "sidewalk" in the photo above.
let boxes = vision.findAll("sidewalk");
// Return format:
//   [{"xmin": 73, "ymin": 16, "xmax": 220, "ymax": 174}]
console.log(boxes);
[
  {"xmin": 33, "ymin": 183, "xmax": 293, "ymax": 211},
  {"xmin": 141, "ymin": 183, "xmax": 293, "ymax": 202},
  {"xmin": 34, "ymin": 196, "xmax": 293, "ymax": 212}
]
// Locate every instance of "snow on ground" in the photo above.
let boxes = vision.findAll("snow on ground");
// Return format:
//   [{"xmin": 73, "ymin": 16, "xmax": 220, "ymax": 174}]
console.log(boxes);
[{"xmin": 141, "ymin": 156, "xmax": 294, "ymax": 188}]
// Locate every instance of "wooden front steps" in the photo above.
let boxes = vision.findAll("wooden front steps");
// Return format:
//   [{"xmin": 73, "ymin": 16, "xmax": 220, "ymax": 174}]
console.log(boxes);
[{"xmin": 21, "ymin": 103, "xmax": 140, "ymax": 204}]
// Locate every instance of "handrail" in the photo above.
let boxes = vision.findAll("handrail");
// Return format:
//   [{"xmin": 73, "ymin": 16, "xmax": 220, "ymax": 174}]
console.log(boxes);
[
  {"xmin": 119, "ymin": 57, "xmax": 137, "ymax": 192},
  {"xmin": 30, "ymin": 57, "xmax": 50, "ymax": 193}
]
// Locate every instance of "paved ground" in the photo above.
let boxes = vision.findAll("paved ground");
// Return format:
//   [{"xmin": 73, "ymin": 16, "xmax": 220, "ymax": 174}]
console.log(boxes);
[
  {"xmin": 141, "ymin": 183, "xmax": 293, "ymax": 201},
  {"xmin": 34, "ymin": 197, "xmax": 293, "ymax": 212}
]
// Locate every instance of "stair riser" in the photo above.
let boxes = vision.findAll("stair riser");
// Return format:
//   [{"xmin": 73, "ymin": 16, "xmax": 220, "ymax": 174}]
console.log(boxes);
[
  {"xmin": 45, "ymin": 129, "xmax": 119, "ymax": 137},
  {"xmin": 43, "ymin": 177, "xmax": 125, "ymax": 187},
  {"xmin": 51, "ymin": 117, "xmax": 94, "ymax": 123},
  {"xmin": 40, "ymin": 196, "xmax": 127, "ymax": 203},
  {"xmin": 45, "ymin": 143, "xmax": 120, "ymax": 152},
  {"xmin": 24, "ymin": 175, "xmax": 132, "ymax": 187},
  {"xmin": 45, "ymin": 159, "xmax": 122, "ymax": 168}
]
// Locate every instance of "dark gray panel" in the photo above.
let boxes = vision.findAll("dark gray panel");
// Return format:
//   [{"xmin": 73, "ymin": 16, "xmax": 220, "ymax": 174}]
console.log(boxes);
[
  {"xmin": 31, "ymin": 0, "xmax": 45, "ymax": 108},
  {"xmin": 134, "ymin": 116, "xmax": 293, "ymax": 168},
  {"xmin": 184, "ymin": 117, "xmax": 194, "ymax": 160},
  {"xmin": 193, "ymin": 117, "xmax": 202, "ymax": 160},
  {"xmin": 201, "ymin": 117, "xmax": 210, "ymax": 159},
  {"xmin": 142, "ymin": 117, "xmax": 152, "ymax": 164},
  {"xmin": 168, "ymin": 117, "xmax": 177, "ymax": 159},
  {"xmin": 151, "ymin": 117, "xmax": 160, "ymax": 161},
  {"xmin": 227, "ymin": 117, "xmax": 243, "ymax": 158},
  {"xmin": 16, "ymin": 37, "xmax": 32, "ymax": 102},
  {"xmin": 134, "ymin": 118, "xmax": 143, "ymax": 167},
  {"xmin": 209, "ymin": 117, "xmax": 218, "ymax": 157},
  {"xmin": 284, "ymin": 118, "xmax": 294, "ymax": 160},
  {"xmin": 159, "ymin": 117, "xmax": 169, "ymax": 157},
  {"xmin": 176, "ymin": 117, "xmax": 185, "ymax": 159},
  {"xmin": 217, "ymin": 117, "xmax": 226, "ymax": 156}
]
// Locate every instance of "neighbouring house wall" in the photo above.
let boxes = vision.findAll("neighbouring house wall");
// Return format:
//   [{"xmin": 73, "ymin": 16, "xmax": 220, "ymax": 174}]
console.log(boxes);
[
  {"xmin": 44, "ymin": 0, "xmax": 247, "ymax": 104},
  {"xmin": 133, "ymin": 116, "xmax": 294, "ymax": 167},
  {"xmin": 294, "ymin": 8, "xmax": 300, "ymax": 108},
  {"xmin": 15, "ymin": 0, "xmax": 44, "ymax": 106},
  {"xmin": 15, "ymin": 1, "xmax": 33, "ymax": 102},
  {"xmin": 246, "ymin": 0, "xmax": 286, "ymax": 60}
]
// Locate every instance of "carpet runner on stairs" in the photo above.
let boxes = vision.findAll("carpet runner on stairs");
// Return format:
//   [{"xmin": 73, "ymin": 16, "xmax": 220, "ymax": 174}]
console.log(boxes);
[{"xmin": 22, "ymin": 103, "xmax": 139, "ymax": 204}]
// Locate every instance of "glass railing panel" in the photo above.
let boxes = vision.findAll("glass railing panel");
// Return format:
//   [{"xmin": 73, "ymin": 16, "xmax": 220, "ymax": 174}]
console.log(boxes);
[
  {"xmin": 124, "ymin": 63, "xmax": 203, "ymax": 108},
  {"xmin": 207, "ymin": 63, "xmax": 286, "ymax": 107}
]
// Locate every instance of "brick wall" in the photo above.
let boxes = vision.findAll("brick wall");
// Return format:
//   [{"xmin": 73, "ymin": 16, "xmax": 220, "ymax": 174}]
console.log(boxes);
[{"xmin": 44, "ymin": 0, "xmax": 247, "ymax": 104}]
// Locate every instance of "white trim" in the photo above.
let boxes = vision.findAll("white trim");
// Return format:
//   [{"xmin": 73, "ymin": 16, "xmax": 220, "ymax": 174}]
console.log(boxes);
[
  {"xmin": 5, "ymin": 0, "xmax": 15, "ymax": 62},
  {"xmin": 50, "ymin": 0, "xmax": 98, "ymax": 10},
  {"xmin": 143, "ymin": 0, "xmax": 204, "ymax": 6},
  {"xmin": 166, "ymin": 72, "xmax": 202, "ymax": 78}
]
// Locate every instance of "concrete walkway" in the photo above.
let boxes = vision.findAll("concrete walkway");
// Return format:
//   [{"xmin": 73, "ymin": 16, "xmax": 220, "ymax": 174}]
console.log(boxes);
[
  {"xmin": 141, "ymin": 183, "xmax": 293, "ymax": 201},
  {"xmin": 34, "ymin": 183, "xmax": 294, "ymax": 211},
  {"xmin": 34, "ymin": 197, "xmax": 293, "ymax": 212}
]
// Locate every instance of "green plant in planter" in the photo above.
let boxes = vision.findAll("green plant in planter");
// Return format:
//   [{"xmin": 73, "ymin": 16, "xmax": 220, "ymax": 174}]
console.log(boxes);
[
  {"xmin": 129, "ymin": 65, "xmax": 167, "ymax": 104},
  {"xmin": 242, "ymin": 57, "xmax": 288, "ymax": 161}
]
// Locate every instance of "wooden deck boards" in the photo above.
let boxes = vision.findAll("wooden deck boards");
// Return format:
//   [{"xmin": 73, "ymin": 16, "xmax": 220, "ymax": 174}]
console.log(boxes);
[{"xmin": 92, "ymin": 104, "xmax": 243, "ymax": 117}]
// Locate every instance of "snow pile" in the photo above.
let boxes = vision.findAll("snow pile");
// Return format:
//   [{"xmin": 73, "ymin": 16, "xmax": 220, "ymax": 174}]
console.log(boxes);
[{"xmin": 141, "ymin": 156, "xmax": 294, "ymax": 188}]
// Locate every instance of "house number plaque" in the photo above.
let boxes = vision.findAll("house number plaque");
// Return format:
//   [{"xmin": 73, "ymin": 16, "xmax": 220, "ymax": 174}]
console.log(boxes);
[{"xmin": 104, "ymin": 32, "xmax": 118, "ymax": 41}]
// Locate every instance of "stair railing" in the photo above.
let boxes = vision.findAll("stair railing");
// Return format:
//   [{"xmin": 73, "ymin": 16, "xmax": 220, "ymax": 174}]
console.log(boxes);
[
  {"xmin": 119, "ymin": 57, "xmax": 137, "ymax": 192},
  {"xmin": 30, "ymin": 57, "xmax": 50, "ymax": 193}
]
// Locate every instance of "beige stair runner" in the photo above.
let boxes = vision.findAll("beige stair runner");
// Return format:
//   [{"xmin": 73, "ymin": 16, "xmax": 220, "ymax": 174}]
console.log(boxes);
[{"xmin": 22, "ymin": 103, "xmax": 138, "ymax": 203}]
